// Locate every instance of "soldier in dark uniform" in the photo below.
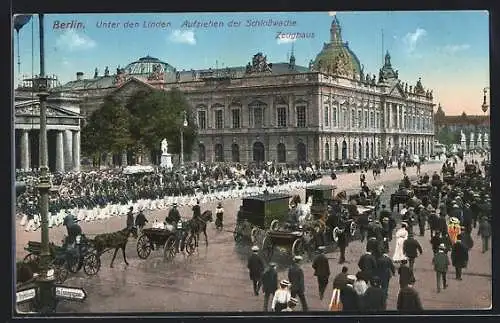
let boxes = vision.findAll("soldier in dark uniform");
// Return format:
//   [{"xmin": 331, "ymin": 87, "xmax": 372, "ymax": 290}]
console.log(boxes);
[
  {"xmin": 192, "ymin": 199, "xmax": 201, "ymax": 220},
  {"xmin": 311, "ymin": 246, "xmax": 330, "ymax": 300},
  {"xmin": 126, "ymin": 207, "xmax": 135, "ymax": 229},
  {"xmin": 337, "ymin": 225, "xmax": 349, "ymax": 264},
  {"xmin": 166, "ymin": 203, "xmax": 181, "ymax": 225}
]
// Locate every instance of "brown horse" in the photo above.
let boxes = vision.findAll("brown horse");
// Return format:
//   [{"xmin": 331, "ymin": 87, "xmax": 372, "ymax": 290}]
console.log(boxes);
[
  {"xmin": 92, "ymin": 226, "xmax": 138, "ymax": 268},
  {"xmin": 186, "ymin": 210, "xmax": 213, "ymax": 247}
]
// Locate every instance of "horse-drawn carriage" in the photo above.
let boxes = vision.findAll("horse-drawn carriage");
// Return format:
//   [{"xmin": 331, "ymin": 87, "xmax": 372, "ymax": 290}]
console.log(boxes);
[
  {"xmin": 390, "ymin": 188, "xmax": 414, "ymax": 212},
  {"xmin": 136, "ymin": 225, "xmax": 196, "ymax": 261},
  {"xmin": 22, "ymin": 235, "xmax": 100, "ymax": 283},
  {"xmin": 412, "ymin": 183, "xmax": 432, "ymax": 200},
  {"xmin": 234, "ymin": 194, "xmax": 291, "ymax": 245}
]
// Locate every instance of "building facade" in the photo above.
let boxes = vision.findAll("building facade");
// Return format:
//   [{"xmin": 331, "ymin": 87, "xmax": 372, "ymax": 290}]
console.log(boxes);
[
  {"xmin": 14, "ymin": 80, "xmax": 82, "ymax": 172},
  {"xmin": 19, "ymin": 16, "xmax": 435, "ymax": 167}
]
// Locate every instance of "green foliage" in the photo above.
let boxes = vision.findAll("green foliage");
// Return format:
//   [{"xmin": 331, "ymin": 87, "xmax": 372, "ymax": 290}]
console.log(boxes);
[
  {"xmin": 83, "ymin": 87, "xmax": 197, "ymax": 158},
  {"xmin": 437, "ymin": 126, "xmax": 459, "ymax": 146}
]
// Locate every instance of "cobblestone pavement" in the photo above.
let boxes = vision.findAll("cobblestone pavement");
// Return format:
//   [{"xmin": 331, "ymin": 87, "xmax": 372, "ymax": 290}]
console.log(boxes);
[{"xmin": 15, "ymin": 157, "xmax": 491, "ymax": 312}]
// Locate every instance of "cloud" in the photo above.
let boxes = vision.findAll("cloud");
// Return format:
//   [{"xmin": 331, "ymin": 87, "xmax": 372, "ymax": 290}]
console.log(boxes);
[
  {"xmin": 169, "ymin": 30, "xmax": 196, "ymax": 45},
  {"xmin": 441, "ymin": 44, "xmax": 471, "ymax": 54},
  {"xmin": 276, "ymin": 36, "xmax": 296, "ymax": 45},
  {"xmin": 328, "ymin": 11, "xmax": 337, "ymax": 16},
  {"xmin": 403, "ymin": 28, "xmax": 427, "ymax": 53},
  {"xmin": 56, "ymin": 30, "xmax": 96, "ymax": 51}
]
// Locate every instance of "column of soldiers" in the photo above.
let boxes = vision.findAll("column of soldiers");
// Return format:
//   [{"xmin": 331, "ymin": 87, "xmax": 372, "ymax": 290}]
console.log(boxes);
[{"xmin": 16, "ymin": 162, "xmax": 324, "ymax": 231}]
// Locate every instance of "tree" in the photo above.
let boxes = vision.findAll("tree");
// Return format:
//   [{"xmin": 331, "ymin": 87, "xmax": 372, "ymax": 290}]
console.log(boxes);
[
  {"xmin": 81, "ymin": 97, "xmax": 132, "ymax": 164},
  {"xmin": 125, "ymin": 88, "xmax": 197, "ymax": 155}
]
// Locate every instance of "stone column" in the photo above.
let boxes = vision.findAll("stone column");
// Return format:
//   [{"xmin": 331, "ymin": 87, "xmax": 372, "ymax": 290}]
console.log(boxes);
[
  {"xmin": 72, "ymin": 131, "xmax": 81, "ymax": 172},
  {"xmin": 20, "ymin": 129, "xmax": 30, "ymax": 170},
  {"xmin": 396, "ymin": 105, "xmax": 400, "ymax": 129},
  {"xmin": 401, "ymin": 106, "xmax": 405, "ymax": 129},
  {"xmin": 63, "ymin": 130, "xmax": 73, "ymax": 171},
  {"xmin": 55, "ymin": 131, "xmax": 65, "ymax": 172}
]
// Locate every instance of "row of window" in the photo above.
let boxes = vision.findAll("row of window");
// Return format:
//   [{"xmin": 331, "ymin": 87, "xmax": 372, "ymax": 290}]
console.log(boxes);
[
  {"xmin": 197, "ymin": 106, "xmax": 307, "ymax": 130},
  {"xmin": 198, "ymin": 106, "xmax": 433, "ymax": 131}
]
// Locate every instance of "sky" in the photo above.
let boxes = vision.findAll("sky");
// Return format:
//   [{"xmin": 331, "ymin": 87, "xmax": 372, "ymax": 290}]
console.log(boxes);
[{"xmin": 13, "ymin": 11, "xmax": 490, "ymax": 115}]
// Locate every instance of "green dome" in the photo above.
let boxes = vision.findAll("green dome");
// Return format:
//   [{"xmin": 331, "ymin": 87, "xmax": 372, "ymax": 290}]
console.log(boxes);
[{"xmin": 313, "ymin": 16, "xmax": 362, "ymax": 80}]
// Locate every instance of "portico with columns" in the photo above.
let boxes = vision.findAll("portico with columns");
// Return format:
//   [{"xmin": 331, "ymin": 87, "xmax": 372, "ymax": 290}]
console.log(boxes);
[{"xmin": 15, "ymin": 100, "xmax": 82, "ymax": 172}]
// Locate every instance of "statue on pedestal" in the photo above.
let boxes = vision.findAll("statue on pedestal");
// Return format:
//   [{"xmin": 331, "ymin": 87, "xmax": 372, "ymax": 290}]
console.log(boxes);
[
  {"xmin": 484, "ymin": 132, "xmax": 489, "ymax": 143},
  {"xmin": 477, "ymin": 133, "xmax": 483, "ymax": 147},
  {"xmin": 460, "ymin": 130, "xmax": 466, "ymax": 143},
  {"xmin": 160, "ymin": 139, "xmax": 173, "ymax": 169},
  {"xmin": 161, "ymin": 139, "xmax": 169, "ymax": 155}
]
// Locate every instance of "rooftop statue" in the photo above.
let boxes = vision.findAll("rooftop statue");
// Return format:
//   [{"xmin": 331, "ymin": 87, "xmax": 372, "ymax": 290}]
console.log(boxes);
[
  {"xmin": 104, "ymin": 66, "xmax": 109, "ymax": 77},
  {"xmin": 94, "ymin": 68, "xmax": 98, "ymax": 78}
]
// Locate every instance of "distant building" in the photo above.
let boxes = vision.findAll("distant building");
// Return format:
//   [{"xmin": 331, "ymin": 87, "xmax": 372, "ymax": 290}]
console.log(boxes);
[{"xmin": 15, "ymin": 17, "xmax": 435, "ymax": 167}]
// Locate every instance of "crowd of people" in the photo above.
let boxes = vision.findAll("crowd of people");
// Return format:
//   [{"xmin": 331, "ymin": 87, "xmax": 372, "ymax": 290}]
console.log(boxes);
[
  {"xmin": 16, "ymin": 162, "xmax": 326, "ymax": 232},
  {"xmin": 244, "ymin": 156, "xmax": 490, "ymax": 312}
]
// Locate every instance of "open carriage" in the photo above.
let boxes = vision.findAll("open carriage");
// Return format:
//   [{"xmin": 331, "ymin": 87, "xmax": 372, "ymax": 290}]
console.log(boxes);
[
  {"xmin": 234, "ymin": 194, "xmax": 291, "ymax": 246},
  {"xmin": 260, "ymin": 229, "xmax": 314, "ymax": 261},
  {"xmin": 390, "ymin": 188, "xmax": 414, "ymax": 212},
  {"xmin": 136, "ymin": 225, "xmax": 196, "ymax": 261},
  {"xmin": 23, "ymin": 237, "xmax": 100, "ymax": 282}
]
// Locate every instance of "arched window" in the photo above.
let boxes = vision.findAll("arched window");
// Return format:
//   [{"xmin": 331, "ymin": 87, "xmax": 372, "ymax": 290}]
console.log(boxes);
[
  {"xmin": 332, "ymin": 107, "xmax": 337, "ymax": 127},
  {"xmin": 352, "ymin": 142, "xmax": 357, "ymax": 159},
  {"xmin": 358, "ymin": 142, "xmax": 362, "ymax": 160},
  {"xmin": 214, "ymin": 143, "xmax": 224, "ymax": 162},
  {"xmin": 334, "ymin": 142, "xmax": 339, "ymax": 160},
  {"xmin": 341, "ymin": 141, "xmax": 347, "ymax": 160},
  {"xmin": 365, "ymin": 142, "xmax": 369, "ymax": 159},
  {"xmin": 198, "ymin": 144, "xmax": 206, "ymax": 162},
  {"xmin": 231, "ymin": 143, "xmax": 240, "ymax": 162},
  {"xmin": 324, "ymin": 106, "xmax": 329, "ymax": 127},
  {"xmin": 253, "ymin": 142, "xmax": 265, "ymax": 163},
  {"xmin": 325, "ymin": 142, "xmax": 330, "ymax": 161},
  {"xmin": 277, "ymin": 143, "xmax": 286, "ymax": 163}
]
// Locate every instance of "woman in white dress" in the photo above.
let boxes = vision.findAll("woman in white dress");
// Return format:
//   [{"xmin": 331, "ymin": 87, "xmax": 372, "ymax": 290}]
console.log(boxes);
[{"xmin": 392, "ymin": 222, "xmax": 409, "ymax": 263}]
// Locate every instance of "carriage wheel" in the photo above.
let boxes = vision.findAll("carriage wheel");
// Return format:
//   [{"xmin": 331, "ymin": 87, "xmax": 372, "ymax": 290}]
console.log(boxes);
[
  {"xmin": 67, "ymin": 253, "xmax": 81, "ymax": 273},
  {"xmin": 185, "ymin": 235, "xmax": 197, "ymax": 255},
  {"xmin": 261, "ymin": 236, "xmax": 273, "ymax": 260},
  {"xmin": 163, "ymin": 235, "xmax": 177, "ymax": 261},
  {"xmin": 83, "ymin": 252, "xmax": 101, "ymax": 276},
  {"xmin": 23, "ymin": 253, "xmax": 40, "ymax": 265},
  {"xmin": 136, "ymin": 234, "xmax": 152, "ymax": 259},
  {"xmin": 53, "ymin": 264, "xmax": 69, "ymax": 283},
  {"xmin": 270, "ymin": 220, "xmax": 279, "ymax": 231},
  {"xmin": 292, "ymin": 238, "xmax": 305, "ymax": 257},
  {"xmin": 332, "ymin": 227, "xmax": 340, "ymax": 243},
  {"xmin": 350, "ymin": 221, "xmax": 357, "ymax": 237}
]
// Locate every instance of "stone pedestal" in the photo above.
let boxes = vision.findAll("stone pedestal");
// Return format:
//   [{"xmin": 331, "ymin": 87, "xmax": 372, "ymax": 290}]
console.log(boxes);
[{"xmin": 161, "ymin": 154, "xmax": 173, "ymax": 169}]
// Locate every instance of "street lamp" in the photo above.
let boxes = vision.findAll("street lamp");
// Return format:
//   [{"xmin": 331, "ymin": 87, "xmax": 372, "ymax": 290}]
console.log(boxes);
[
  {"xmin": 481, "ymin": 87, "xmax": 490, "ymax": 115},
  {"xmin": 180, "ymin": 112, "xmax": 188, "ymax": 166},
  {"xmin": 32, "ymin": 13, "xmax": 56, "ymax": 313}
]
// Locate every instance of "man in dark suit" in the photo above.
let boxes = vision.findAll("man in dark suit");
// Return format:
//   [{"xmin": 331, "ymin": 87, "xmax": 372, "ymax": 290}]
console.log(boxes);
[
  {"xmin": 362, "ymin": 277, "xmax": 387, "ymax": 310},
  {"xmin": 451, "ymin": 236, "xmax": 469, "ymax": 280},
  {"xmin": 288, "ymin": 255, "xmax": 308, "ymax": 311},
  {"xmin": 403, "ymin": 233, "xmax": 423, "ymax": 272},
  {"xmin": 340, "ymin": 274, "xmax": 359, "ymax": 311},
  {"xmin": 332, "ymin": 266, "xmax": 349, "ymax": 290},
  {"xmin": 397, "ymin": 283, "xmax": 423, "ymax": 311},
  {"xmin": 261, "ymin": 262, "xmax": 278, "ymax": 311},
  {"xmin": 358, "ymin": 212, "xmax": 370, "ymax": 242},
  {"xmin": 375, "ymin": 252, "xmax": 396, "ymax": 302},
  {"xmin": 337, "ymin": 227, "xmax": 349, "ymax": 264},
  {"xmin": 247, "ymin": 246, "xmax": 265, "ymax": 296},
  {"xmin": 312, "ymin": 246, "xmax": 330, "ymax": 300},
  {"xmin": 192, "ymin": 199, "xmax": 201, "ymax": 219},
  {"xmin": 358, "ymin": 251, "xmax": 377, "ymax": 282},
  {"xmin": 398, "ymin": 259, "xmax": 414, "ymax": 289}
]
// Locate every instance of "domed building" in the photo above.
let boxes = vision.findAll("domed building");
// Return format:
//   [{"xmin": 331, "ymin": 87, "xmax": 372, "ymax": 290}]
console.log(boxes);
[
  {"xmin": 14, "ymin": 16, "xmax": 435, "ymax": 169},
  {"xmin": 312, "ymin": 16, "xmax": 362, "ymax": 80}
]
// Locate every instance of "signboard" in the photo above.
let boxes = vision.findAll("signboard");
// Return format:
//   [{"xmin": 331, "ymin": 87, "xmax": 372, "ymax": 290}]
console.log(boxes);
[
  {"xmin": 55, "ymin": 286, "xmax": 87, "ymax": 301},
  {"xmin": 16, "ymin": 288, "xmax": 37, "ymax": 304}
]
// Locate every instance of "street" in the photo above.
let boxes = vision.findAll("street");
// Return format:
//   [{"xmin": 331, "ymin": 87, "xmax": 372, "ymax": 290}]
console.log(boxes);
[{"xmin": 15, "ymin": 159, "xmax": 491, "ymax": 312}]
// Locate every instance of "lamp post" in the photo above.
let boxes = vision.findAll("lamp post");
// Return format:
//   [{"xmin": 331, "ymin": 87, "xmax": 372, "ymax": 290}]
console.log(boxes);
[
  {"xmin": 180, "ymin": 112, "xmax": 188, "ymax": 166},
  {"xmin": 33, "ymin": 13, "xmax": 56, "ymax": 313},
  {"xmin": 481, "ymin": 87, "xmax": 490, "ymax": 153}
]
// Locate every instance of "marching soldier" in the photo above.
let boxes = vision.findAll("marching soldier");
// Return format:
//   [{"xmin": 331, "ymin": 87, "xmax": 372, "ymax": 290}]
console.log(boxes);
[{"xmin": 312, "ymin": 246, "xmax": 330, "ymax": 300}]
